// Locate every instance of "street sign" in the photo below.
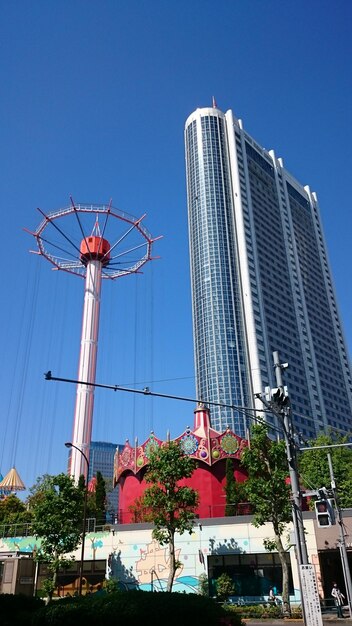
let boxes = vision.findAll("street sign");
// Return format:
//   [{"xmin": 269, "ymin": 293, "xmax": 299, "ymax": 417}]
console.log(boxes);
[{"xmin": 299, "ymin": 564, "xmax": 323, "ymax": 626}]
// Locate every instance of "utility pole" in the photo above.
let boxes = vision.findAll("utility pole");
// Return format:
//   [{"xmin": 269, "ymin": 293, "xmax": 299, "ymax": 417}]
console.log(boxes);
[
  {"xmin": 272, "ymin": 351, "xmax": 309, "ymax": 567},
  {"xmin": 256, "ymin": 351, "xmax": 309, "ymax": 567},
  {"xmin": 327, "ymin": 453, "xmax": 352, "ymax": 618},
  {"xmin": 256, "ymin": 351, "xmax": 321, "ymax": 626}
]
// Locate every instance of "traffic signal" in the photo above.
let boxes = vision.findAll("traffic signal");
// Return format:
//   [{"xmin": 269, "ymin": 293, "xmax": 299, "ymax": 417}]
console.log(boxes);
[
  {"xmin": 314, "ymin": 498, "xmax": 336, "ymax": 527},
  {"xmin": 271, "ymin": 386, "xmax": 289, "ymax": 408}
]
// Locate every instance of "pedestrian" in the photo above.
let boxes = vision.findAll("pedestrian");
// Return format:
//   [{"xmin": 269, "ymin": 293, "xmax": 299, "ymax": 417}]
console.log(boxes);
[
  {"xmin": 269, "ymin": 587, "xmax": 276, "ymax": 605},
  {"xmin": 331, "ymin": 582, "xmax": 345, "ymax": 618}
]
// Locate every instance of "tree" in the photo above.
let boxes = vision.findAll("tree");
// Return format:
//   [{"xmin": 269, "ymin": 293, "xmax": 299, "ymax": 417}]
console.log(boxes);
[
  {"xmin": 0, "ymin": 494, "xmax": 32, "ymax": 526},
  {"xmin": 215, "ymin": 572, "xmax": 235, "ymax": 602},
  {"xmin": 84, "ymin": 472, "xmax": 108, "ymax": 525},
  {"xmin": 198, "ymin": 572, "xmax": 209, "ymax": 596},
  {"xmin": 95, "ymin": 471, "xmax": 107, "ymax": 524},
  {"xmin": 299, "ymin": 432, "xmax": 352, "ymax": 508},
  {"xmin": 224, "ymin": 458, "xmax": 246, "ymax": 516},
  {"xmin": 129, "ymin": 495, "xmax": 149, "ymax": 523},
  {"xmin": 139, "ymin": 441, "xmax": 199, "ymax": 592},
  {"xmin": 241, "ymin": 424, "xmax": 292, "ymax": 614},
  {"xmin": 29, "ymin": 473, "xmax": 84, "ymax": 599}
]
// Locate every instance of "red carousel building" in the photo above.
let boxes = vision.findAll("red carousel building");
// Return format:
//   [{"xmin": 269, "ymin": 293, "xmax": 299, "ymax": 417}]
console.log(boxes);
[{"xmin": 114, "ymin": 404, "xmax": 249, "ymax": 523}]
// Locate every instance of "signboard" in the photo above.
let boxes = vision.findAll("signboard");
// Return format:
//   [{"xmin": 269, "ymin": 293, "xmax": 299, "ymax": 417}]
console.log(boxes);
[
  {"xmin": 19, "ymin": 577, "xmax": 34, "ymax": 584},
  {"xmin": 299, "ymin": 564, "xmax": 323, "ymax": 626}
]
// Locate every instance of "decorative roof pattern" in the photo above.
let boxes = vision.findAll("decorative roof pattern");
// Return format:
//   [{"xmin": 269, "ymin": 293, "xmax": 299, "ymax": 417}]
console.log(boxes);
[
  {"xmin": 114, "ymin": 405, "xmax": 248, "ymax": 484},
  {"xmin": 0, "ymin": 467, "xmax": 26, "ymax": 492}
]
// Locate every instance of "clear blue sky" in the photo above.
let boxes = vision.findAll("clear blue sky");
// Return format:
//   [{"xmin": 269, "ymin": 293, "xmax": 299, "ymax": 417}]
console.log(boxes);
[{"xmin": 0, "ymin": 0, "xmax": 351, "ymax": 494}]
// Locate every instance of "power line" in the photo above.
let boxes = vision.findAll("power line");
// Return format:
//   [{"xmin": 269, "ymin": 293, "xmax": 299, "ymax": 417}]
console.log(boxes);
[{"xmin": 44, "ymin": 371, "xmax": 282, "ymax": 433}]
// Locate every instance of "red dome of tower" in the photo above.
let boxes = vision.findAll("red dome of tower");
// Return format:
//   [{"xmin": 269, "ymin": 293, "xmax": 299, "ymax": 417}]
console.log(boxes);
[
  {"xmin": 114, "ymin": 404, "xmax": 249, "ymax": 523},
  {"xmin": 80, "ymin": 236, "xmax": 111, "ymax": 265}
]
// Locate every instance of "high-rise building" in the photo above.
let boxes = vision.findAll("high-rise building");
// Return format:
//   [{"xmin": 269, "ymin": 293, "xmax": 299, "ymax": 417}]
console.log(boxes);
[
  {"xmin": 184, "ymin": 104, "xmax": 352, "ymax": 439},
  {"xmin": 88, "ymin": 441, "xmax": 123, "ymax": 521}
]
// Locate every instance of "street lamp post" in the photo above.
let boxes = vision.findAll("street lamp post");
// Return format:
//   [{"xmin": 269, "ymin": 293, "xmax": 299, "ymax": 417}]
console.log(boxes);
[{"xmin": 65, "ymin": 442, "xmax": 89, "ymax": 596}]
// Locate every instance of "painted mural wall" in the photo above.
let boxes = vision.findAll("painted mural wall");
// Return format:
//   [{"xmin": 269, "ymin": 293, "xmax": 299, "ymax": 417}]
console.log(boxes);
[{"xmin": 0, "ymin": 516, "xmax": 320, "ymax": 601}]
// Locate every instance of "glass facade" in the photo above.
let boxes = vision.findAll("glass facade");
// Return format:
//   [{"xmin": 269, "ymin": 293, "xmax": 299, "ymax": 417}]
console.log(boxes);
[
  {"xmin": 185, "ymin": 111, "xmax": 251, "ymax": 436},
  {"xmin": 88, "ymin": 441, "xmax": 123, "ymax": 521},
  {"xmin": 208, "ymin": 552, "xmax": 294, "ymax": 598},
  {"xmin": 185, "ymin": 106, "xmax": 352, "ymax": 438}
]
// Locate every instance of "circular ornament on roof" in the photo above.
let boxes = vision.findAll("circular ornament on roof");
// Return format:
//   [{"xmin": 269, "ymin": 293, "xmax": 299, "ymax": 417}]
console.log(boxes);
[
  {"xmin": 120, "ymin": 447, "xmax": 133, "ymax": 467},
  {"xmin": 221, "ymin": 433, "xmax": 239, "ymax": 455},
  {"xmin": 144, "ymin": 435, "xmax": 160, "ymax": 459},
  {"xmin": 180, "ymin": 433, "xmax": 198, "ymax": 455}
]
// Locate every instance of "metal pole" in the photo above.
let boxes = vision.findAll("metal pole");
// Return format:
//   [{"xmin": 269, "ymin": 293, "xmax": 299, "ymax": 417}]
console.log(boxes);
[
  {"xmin": 273, "ymin": 352, "xmax": 309, "ymax": 566},
  {"xmin": 272, "ymin": 352, "xmax": 310, "ymax": 626},
  {"xmin": 65, "ymin": 442, "xmax": 89, "ymax": 596},
  {"xmin": 327, "ymin": 453, "xmax": 352, "ymax": 618},
  {"xmin": 71, "ymin": 259, "xmax": 102, "ymax": 482},
  {"xmin": 33, "ymin": 559, "xmax": 39, "ymax": 597}
]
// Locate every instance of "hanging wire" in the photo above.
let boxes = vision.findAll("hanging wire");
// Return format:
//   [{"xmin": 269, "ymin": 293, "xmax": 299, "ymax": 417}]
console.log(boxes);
[
  {"xmin": 0, "ymin": 262, "xmax": 35, "ymax": 473},
  {"xmin": 132, "ymin": 278, "xmax": 139, "ymax": 442},
  {"xmin": 37, "ymin": 234, "xmax": 80, "ymax": 262},
  {"xmin": 45, "ymin": 275, "xmax": 67, "ymax": 474},
  {"xmin": 44, "ymin": 371, "xmax": 281, "ymax": 435},
  {"xmin": 10, "ymin": 256, "xmax": 41, "ymax": 467},
  {"xmin": 36, "ymin": 207, "xmax": 82, "ymax": 256},
  {"xmin": 148, "ymin": 264, "xmax": 154, "ymax": 433},
  {"xmin": 70, "ymin": 197, "xmax": 93, "ymax": 263}
]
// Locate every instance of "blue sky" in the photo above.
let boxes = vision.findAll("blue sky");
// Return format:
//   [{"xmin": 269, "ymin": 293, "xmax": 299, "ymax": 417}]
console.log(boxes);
[{"xmin": 0, "ymin": 0, "xmax": 351, "ymax": 494}]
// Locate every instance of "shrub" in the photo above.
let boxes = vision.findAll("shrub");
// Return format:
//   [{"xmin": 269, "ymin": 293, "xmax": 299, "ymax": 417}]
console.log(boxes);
[
  {"xmin": 0, "ymin": 593, "xmax": 44, "ymax": 626},
  {"xmin": 215, "ymin": 573, "xmax": 235, "ymax": 601},
  {"xmin": 291, "ymin": 605, "xmax": 303, "ymax": 619},
  {"xmin": 31, "ymin": 590, "xmax": 243, "ymax": 625},
  {"xmin": 198, "ymin": 572, "xmax": 209, "ymax": 596},
  {"xmin": 224, "ymin": 603, "xmax": 281, "ymax": 619}
]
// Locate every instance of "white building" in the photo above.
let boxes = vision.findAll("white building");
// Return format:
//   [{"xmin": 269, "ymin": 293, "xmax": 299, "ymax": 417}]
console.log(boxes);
[{"xmin": 184, "ymin": 104, "xmax": 352, "ymax": 437}]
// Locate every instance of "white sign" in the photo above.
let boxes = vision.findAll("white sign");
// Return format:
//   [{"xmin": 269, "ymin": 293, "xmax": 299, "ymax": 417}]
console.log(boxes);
[
  {"xmin": 19, "ymin": 577, "xmax": 34, "ymax": 584},
  {"xmin": 300, "ymin": 564, "xmax": 323, "ymax": 626}
]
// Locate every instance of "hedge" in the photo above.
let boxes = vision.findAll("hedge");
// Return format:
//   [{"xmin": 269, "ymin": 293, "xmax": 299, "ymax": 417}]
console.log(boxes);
[
  {"xmin": 0, "ymin": 593, "xmax": 45, "ymax": 626},
  {"xmin": 31, "ymin": 591, "xmax": 244, "ymax": 626}
]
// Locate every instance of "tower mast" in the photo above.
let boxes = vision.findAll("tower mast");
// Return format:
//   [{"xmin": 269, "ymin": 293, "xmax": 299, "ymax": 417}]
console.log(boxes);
[
  {"xmin": 70, "ymin": 228, "xmax": 110, "ymax": 480},
  {"xmin": 28, "ymin": 201, "xmax": 159, "ymax": 483}
]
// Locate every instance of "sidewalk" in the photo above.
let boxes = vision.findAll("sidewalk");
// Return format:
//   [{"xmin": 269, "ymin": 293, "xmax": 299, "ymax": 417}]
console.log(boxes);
[{"xmin": 242, "ymin": 615, "xmax": 352, "ymax": 626}]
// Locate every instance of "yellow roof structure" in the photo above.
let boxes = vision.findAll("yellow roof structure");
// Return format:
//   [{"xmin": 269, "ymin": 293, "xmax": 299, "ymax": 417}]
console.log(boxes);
[{"xmin": 0, "ymin": 467, "xmax": 26, "ymax": 492}]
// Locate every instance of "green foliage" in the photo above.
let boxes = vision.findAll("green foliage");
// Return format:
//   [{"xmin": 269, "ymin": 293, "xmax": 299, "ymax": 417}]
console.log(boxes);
[
  {"xmin": 138, "ymin": 441, "xmax": 199, "ymax": 591},
  {"xmin": 0, "ymin": 593, "xmax": 44, "ymax": 626},
  {"xmin": 41, "ymin": 578, "xmax": 56, "ymax": 598},
  {"xmin": 225, "ymin": 603, "xmax": 282, "ymax": 619},
  {"xmin": 263, "ymin": 537, "xmax": 278, "ymax": 552},
  {"xmin": 198, "ymin": 572, "xmax": 209, "ymax": 596},
  {"xmin": 31, "ymin": 591, "xmax": 240, "ymax": 626},
  {"xmin": 31, "ymin": 473, "xmax": 83, "ymax": 555},
  {"xmin": 104, "ymin": 578, "xmax": 120, "ymax": 594},
  {"xmin": 241, "ymin": 424, "xmax": 292, "ymax": 613},
  {"xmin": 142, "ymin": 442, "xmax": 198, "ymax": 540},
  {"xmin": 85, "ymin": 472, "xmax": 108, "ymax": 524},
  {"xmin": 241, "ymin": 425, "xmax": 292, "ymax": 531},
  {"xmin": 224, "ymin": 458, "xmax": 245, "ymax": 516},
  {"xmin": 29, "ymin": 473, "xmax": 84, "ymax": 599},
  {"xmin": 298, "ymin": 432, "xmax": 352, "ymax": 508},
  {"xmin": 128, "ymin": 495, "xmax": 148, "ymax": 522},
  {"xmin": 77, "ymin": 474, "xmax": 86, "ymax": 494},
  {"xmin": 215, "ymin": 572, "xmax": 235, "ymax": 601},
  {"xmin": 95, "ymin": 471, "xmax": 106, "ymax": 524},
  {"xmin": 0, "ymin": 494, "xmax": 32, "ymax": 533},
  {"xmin": 225, "ymin": 602, "xmax": 301, "ymax": 619}
]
